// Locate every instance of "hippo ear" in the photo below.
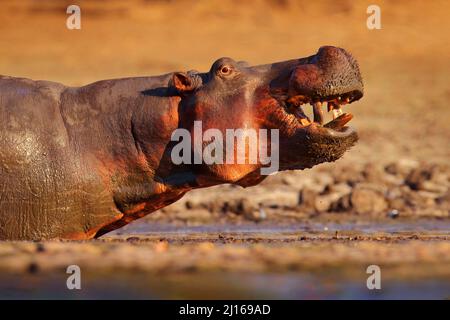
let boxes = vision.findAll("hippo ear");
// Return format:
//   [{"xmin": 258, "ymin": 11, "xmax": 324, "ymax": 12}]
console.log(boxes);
[{"xmin": 171, "ymin": 72, "xmax": 202, "ymax": 94}]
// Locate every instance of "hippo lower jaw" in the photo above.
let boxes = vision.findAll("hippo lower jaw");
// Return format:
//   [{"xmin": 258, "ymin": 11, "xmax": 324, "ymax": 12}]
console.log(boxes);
[{"xmin": 285, "ymin": 123, "xmax": 358, "ymax": 171}]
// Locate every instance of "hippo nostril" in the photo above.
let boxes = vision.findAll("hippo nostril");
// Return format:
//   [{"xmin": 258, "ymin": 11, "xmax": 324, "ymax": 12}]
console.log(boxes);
[{"xmin": 314, "ymin": 47, "xmax": 364, "ymax": 99}]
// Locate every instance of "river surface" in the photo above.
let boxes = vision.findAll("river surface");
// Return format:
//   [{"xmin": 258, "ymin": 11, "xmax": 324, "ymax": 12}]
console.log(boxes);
[{"xmin": 1, "ymin": 219, "xmax": 449, "ymax": 299}]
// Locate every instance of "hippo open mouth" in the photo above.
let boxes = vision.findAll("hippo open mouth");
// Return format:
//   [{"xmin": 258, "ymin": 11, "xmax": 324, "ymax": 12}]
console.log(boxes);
[
  {"xmin": 270, "ymin": 46, "xmax": 364, "ymax": 138},
  {"xmin": 282, "ymin": 91, "xmax": 361, "ymax": 132},
  {"xmin": 253, "ymin": 46, "xmax": 364, "ymax": 170}
]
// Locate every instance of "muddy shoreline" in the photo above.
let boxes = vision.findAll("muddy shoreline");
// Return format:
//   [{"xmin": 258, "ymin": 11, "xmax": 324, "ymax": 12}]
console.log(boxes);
[{"xmin": 1, "ymin": 219, "xmax": 449, "ymax": 274}]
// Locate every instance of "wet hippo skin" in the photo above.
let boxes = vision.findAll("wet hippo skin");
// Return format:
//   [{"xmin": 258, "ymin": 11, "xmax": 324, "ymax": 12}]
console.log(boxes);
[{"xmin": 0, "ymin": 46, "xmax": 363, "ymax": 240}]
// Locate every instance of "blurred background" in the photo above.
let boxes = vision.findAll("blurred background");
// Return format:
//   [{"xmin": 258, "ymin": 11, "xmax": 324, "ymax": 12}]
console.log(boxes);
[{"xmin": 0, "ymin": 0, "xmax": 449, "ymax": 299}]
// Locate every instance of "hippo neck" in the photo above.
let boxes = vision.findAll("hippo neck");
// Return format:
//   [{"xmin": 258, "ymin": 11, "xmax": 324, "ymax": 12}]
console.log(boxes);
[{"xmin": 66, "ymin": 75, "xmax": 201, "ymax": 218}]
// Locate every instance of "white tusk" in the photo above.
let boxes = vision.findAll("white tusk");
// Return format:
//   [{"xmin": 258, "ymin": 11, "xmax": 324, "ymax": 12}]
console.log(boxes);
[{"xmin": 332, "ymin": 108, "xmax": 343, "ymax": 119}]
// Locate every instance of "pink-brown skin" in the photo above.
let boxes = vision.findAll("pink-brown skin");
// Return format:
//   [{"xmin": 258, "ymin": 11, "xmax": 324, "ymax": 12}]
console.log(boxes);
[{"xmin": 0, "ymin": 46, "xmax": 363, "ymax": 240}]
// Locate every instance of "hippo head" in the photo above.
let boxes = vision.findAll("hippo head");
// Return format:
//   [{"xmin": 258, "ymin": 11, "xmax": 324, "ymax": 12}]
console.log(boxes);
[{"xmin": 170, "ymin": 46, "xmax": 363, "ymax": 186}]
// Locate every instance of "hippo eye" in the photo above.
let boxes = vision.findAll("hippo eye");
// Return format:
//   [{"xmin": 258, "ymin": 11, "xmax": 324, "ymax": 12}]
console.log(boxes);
[{"xmin": 219, "ymin": 66, "xmax": 232, "ymax": 75}]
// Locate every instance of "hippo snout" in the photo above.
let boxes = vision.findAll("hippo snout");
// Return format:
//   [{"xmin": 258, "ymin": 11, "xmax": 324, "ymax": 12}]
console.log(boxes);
[{"xmin": 289, "ymin": 46, "xmax": 364, "ymax": 102}]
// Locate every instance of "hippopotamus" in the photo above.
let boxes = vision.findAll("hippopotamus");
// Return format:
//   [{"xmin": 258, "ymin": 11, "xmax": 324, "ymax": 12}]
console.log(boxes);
[{"xmin": 0, "ymin": 46, "xmax": 363, "ymax": 240}]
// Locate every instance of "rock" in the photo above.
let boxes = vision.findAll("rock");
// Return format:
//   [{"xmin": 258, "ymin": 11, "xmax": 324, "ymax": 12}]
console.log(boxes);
[
  {"xmin": 428, "ymin": 163, "xmax": 449, "ymax": 180},
  {"xmin": 207, "ymin": 198, "xmax": 225, "ymax": 213},
  {"xmin": 298, "ymin": 188, "xmax": 318, "ymax": 210},
  {"xmin": 384, "ymin": 159, "xmax": 419, "ymax": 176},
  {"xmin": 185, "ymin": 200, "xmax": 194, "ymax": 209},
  {"xmin": 436, "ymin": 190, "xmax": 450, "ymax": 205},
  {"xmin": 384, "ymin": 174, "xmax": 405, "ymax": 186},
  {"xmin": 330, "ymin": 194, "xmax": 352, "ymax": 212},
  {"xmin": 350, "ymin": 185, "xmax": 388, "ymax": 215},
  {"xmin": 405, "ymin": 167, "xmax": 433, "ymax": 190},
  {"xmin": 325, "ymin": 182, "xmax": 352, "ymax": 197},
  {"xmin": 354, "ymin": 182, "xmax": 387, "ymax": 194},
  {"xmin": 417, "ymin": 190, "xmax": 440, "ymax": 200},
  {"xmin": 384, "ymin": 163, "xmax": 397, "ymax": 175},
  {"xmin": 362, "ymin": 163, "xmax": 384, "ymax": 184},
  {"xmin": 388, "ymin": 197, "xmax": 407, "ymax": 211},
  {"xmin": 387, "ymin": 209, "xmax": 400, "ymax": 219},
  {"xmin": 421, "ymin": 181, "xmax": 447, "ymax": 194},
  {"xmin": 220, "ymin": 198, "xmax": 265, "ymax": 221},
  {"xmin": 333, "ymin": 165, "xmax": 364, "ymax": 185},
  {"xmin": 314, "ymin": 193, "xmax": 342, "ymax": 213},
  {"xmin": 244, "ymin": 207, "xmax": 267, "ymax": 222},
  {"xmin": 281, "ymin": 174, "xmax": 314, "ymax": 189},
  {"xmin": 258, "ymin": 208, "xmax": 267, "ymax": 220},
  {"xmin": 386, "ymin": 188, "xmax": 402, "ymax": 200},
  {"xmin": 312, "ymin": 172, "xmax": 334, "ymax": 191},
  {"xmin": 404, "ymin": 191, "xmax": 435, "ymax": 208},
  {"xmin": 256, "ymin": 188, "xmax": 299, "ymax": 208},
  {"xmin": 237, "ymin": 198, "xmax": 256, "ymax": 216},
  {"xmin": 314, "ymin": 196, "xmax": 331, "ymax": 212}
]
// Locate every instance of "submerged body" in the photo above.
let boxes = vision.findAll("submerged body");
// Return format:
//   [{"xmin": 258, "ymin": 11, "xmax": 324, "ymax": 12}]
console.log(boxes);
[{"xmin": 0, "ymin": 46, "xmax": 364, "ymax": 240}]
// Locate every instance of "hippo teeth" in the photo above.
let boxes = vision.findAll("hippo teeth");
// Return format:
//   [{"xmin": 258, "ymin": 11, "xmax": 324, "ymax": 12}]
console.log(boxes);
[
  {"xmin": 312, "ymin": 102, "xmax": 324, "ymax": 124},
  {"xmin": 284, "ymin": 92, "xmax": 356, "ymax": 128},
  {"xmin": 332, "ymin": 107, "xmax": 343, "ymax": 119}
]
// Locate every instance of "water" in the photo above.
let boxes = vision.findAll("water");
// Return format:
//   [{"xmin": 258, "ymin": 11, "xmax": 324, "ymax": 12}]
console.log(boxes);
[
  {"xmin": 112, "ymin": 218, "xmax": 450, "ymax": 236},
  {"xmin": 1, "ymin": 219, "xmax": 448, "ymax": 300},
  {"xmin": 1, "ymin": 272, "xmax": 449, "ymax": 299}
]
